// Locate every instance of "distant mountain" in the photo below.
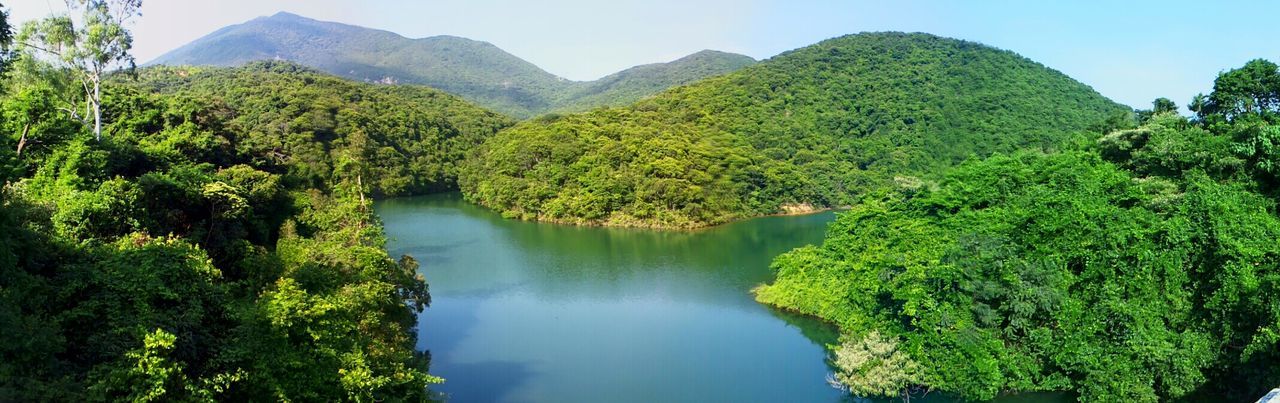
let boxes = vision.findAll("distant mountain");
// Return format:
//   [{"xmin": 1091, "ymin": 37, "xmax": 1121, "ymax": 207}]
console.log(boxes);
[
  {"xmin": 555, "ymin": 50, "xmax": 758, "ymax": 112},
  {"xmin": 150, "ymin": 12, "xmax": 755, "ymax": 118}
]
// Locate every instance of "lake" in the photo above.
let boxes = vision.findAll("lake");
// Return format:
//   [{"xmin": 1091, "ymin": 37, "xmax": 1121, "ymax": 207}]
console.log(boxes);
[{"xmin": 377, "ymin": 193, "xmax": 1069, "ymax": 403}]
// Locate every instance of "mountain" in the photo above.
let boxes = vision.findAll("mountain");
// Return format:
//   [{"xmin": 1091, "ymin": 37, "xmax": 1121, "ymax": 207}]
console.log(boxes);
[
  {"xmin": 458, "ymin": 32, "xmax": 1130, "ymax": 228},
  {"xmin": 150, "ymin": 12, "xmax": 755, "ymax": 118},
  {"xmin": 149, "ymin": 12, "xmax": 568, "ymax": 117},
  {"xmin": 555, "ymin": 50, "xmax": 758, "ymax": 112}
]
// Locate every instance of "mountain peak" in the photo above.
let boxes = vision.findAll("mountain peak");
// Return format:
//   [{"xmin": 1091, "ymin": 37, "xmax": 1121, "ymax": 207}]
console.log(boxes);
[
  {"xmin": 150, "ymin": 14, "xmax": 757, "ymax": 118},
  {"xmin": 688, "ymin": 49, "xmax": 749, "ymax": 58},
  {"xmin": 266, "ymin": 11, "xmax": 307, "ymax": 20},
  {"xmin": 675, "ymin": 49, "xmax": 756, "ymax": 64}
]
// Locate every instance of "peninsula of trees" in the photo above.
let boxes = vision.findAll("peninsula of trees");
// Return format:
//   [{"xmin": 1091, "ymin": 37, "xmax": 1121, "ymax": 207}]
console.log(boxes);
[{"xmin": 756, "ymin": 59, "xmax": 1280, "ymax": 402}]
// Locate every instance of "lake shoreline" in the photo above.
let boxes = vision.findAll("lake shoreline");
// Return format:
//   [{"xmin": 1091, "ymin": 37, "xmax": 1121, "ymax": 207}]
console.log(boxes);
[{"xmin": 404, "ymin": 192, "xmax": 846, "ymax": 231}]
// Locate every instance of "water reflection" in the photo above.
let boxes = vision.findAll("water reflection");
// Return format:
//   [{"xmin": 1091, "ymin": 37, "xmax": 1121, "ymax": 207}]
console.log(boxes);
[
  {"xmin": 377, "ymin": 193, "xmax": 1070, "ymax": 403},
  {"xmin": 378, "ymin": 193, "xmax": 844, "ymax": 402}
]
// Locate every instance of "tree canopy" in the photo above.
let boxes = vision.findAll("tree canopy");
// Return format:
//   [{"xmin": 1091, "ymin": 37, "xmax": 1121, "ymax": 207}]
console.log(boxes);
[
  {"xmin": 0, "ymin": 46, "xmax": 506, "ymax": 399},
  {"xmin": 755, "ymin": 59, "xmax": 1280, "ymax": 402},
  {"xmin": 16, "ymin": 0, "xmax": 142, "ymax": 140}
]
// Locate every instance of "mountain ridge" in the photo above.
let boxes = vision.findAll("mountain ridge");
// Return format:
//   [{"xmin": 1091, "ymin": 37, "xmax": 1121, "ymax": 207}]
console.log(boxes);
[
  {"xmin": 556, "ymin": 49, "xmax": 758, "ymax": 112},
  {"xmin": 151, "ymin": 12, "xmax": 756, "ymax": 118}
]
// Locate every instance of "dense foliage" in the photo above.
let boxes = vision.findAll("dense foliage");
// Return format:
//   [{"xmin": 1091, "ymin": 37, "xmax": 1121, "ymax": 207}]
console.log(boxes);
[
  {"xmin": 756, "ymin": 59, "xmax": 1280, "ymax": 401},
  {"xmin": 121, "ymin": 62, "xmax": 513, "ymax": 196},
  {"xmin": 0, "ymin": 54, "xmax": 507, "ymax": 399},
  {"xmin": 460, "ymin": 33, "xmax": 1128, "ymax": 228},
  {"xmin": 151, "ymin": 12, "xmax": 755, "ymax": 118}
]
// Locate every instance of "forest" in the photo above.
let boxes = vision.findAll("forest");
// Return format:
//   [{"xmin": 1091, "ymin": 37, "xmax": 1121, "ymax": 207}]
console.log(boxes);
[
  {"xmin": 460, "ymin": 33, "xmax": 1127, "ymax": 229},
  {"xmin": 0, "ymin": 3, "xmax": 511, "ymax": 399},
  {"xmin": 755, "ymin": 59, "xmax": 1280, "ymax": 402}
]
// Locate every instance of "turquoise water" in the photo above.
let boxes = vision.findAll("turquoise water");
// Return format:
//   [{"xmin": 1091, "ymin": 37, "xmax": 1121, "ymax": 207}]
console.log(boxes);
[{"xmin": 377, "ymin": 193, "xmax": 1070, "ymax": 403}]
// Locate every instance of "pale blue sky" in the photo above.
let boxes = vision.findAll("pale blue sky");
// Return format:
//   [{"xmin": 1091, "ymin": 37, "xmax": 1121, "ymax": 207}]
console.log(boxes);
[{"xmin": 8, "ymin": 0, "xmax": 1279, "ymax": 110}]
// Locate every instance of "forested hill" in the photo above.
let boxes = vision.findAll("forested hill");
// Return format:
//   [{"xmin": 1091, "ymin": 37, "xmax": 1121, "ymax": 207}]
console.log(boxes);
[
  {"xmin": 0, "ymin": 61, "xmax": 509, "ymax": 400},
  {"xmin": 459, "ymin": 32, "xmax": 1130, "ymax": 229},
  {"xmin": 150, "ymin": 12, "xmax": 756, "ymax": 118},
  {"xmin": 122, "ymin": 61, "xmax": 515, "ymax": 196}
]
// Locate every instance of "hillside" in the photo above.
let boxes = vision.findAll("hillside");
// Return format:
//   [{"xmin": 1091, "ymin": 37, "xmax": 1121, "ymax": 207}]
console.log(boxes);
[
  {"xmin": 150, "ymin": 12, "xmax": 756, "ymax": 118},
  {"xmin": 123, "ymin": 61, "xmax": 514, "ymax": 195},
  {"xmin": 459, "ymin": 32, "xmax": 1130, "ymax": 228}
]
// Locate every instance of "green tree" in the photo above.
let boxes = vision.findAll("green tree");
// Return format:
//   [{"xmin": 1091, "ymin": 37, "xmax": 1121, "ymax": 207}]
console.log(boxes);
[
  {"xmin": 1189, "ymin": 93, "xmax": 1209, "ymax": 120},
  {"xmin": 88, "ymin": 328, "xmax": 239, "ymax": 402},
  {"xmin": 16, "ymin": 0, "xmax": 141, "ymax": 140},
  {"xmin": 3, "ymin": 85, "xmax": 65, "ymax": 158},
  {"xmin": 1206, "ymin": 59, "xmax": 1280, "ymax": 121},
  {"xmin": 1138, "ymin": 97, "xmax": 1180, "ymax": 123},
  {"xmin": 0, "ymin": 3, "xmax": 14, "ymax": 74}
]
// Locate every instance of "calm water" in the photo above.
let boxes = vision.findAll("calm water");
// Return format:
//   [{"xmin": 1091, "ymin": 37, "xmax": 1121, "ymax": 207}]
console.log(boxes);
[{"xmin": 377, "ymin": 193, "xmax": 1070, "ymax": 403}]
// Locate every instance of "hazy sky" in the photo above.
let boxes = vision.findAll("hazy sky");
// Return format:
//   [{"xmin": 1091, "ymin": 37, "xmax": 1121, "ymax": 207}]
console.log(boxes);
[{"xmin": 7, "ymin": 0, "xmax": 1279, "ymax": 109}]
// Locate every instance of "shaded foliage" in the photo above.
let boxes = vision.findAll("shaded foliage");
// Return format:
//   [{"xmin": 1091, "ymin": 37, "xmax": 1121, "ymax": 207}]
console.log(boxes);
[{"xmin": 0, "ymin": 58, "xmax": 499, "ymax": 399}]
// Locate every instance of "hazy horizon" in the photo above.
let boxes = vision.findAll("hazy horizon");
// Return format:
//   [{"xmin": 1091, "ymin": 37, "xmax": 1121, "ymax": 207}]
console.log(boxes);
[{"xmin": 7, "ymin": 0, "xmax": 1279, "ymax": 110}]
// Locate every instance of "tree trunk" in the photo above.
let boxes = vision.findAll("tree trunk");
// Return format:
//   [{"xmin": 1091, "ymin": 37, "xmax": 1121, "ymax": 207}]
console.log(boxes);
[
  {"xmin": 93, "ymin": 78, "xmax": 102, "ymax": 141},
  {"xmin": 16, "ymin": 122, "xmax": 30, "ymax": 157},
  {"xmin": 357, "ymin": 174, "xmax": 366, "ymax": 209},
  {"xmin": 355, "ymin": 174, "xmax": 367, "ymax": 245}
]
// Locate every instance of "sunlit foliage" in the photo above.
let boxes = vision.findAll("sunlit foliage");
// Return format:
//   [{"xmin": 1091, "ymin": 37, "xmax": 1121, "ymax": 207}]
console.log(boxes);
[
  {"xmin": 758, "ymin": 59, "xmax": 1280, "ymax": 402},
  {"xmin": 461, "ymin": 33, "xmax": 1127, "ymax": 228}
]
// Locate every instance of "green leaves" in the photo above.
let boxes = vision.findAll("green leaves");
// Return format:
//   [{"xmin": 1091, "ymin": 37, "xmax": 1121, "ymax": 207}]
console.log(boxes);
[
  {"xmin": 16, "ymin": 0, "xmax": 142, "ymax": 140},
  {"xmin": 758, "ymin": 150, "xmax": 1234, "ymax": 400},
  {"xmin": 87, "ymin": 327, "xmax": 244, "ymax": 403},
  {"xmin": 122, "ymin": 61, "xmax": 513, "ymax": 197},
  {"xmin": 1206, "ymin": 59, "xmax": 1280, "ymax": 121},
  {"xmin": 759, "ymin": 58, "xmax": 1280, "ymax": 401},
  {"xmin": 202, "ymin": 181, "xmax": 248, "ymax": 220},
  {"xmin": 1, "ymin": 59, "xmax": 461, "ymax": 400}
]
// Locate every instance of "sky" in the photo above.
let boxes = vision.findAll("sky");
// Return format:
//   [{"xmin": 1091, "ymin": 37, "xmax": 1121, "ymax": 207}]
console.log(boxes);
[{"xmin": 7, "ymin": 0, "xmax": 1279, "ymax": 110}]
